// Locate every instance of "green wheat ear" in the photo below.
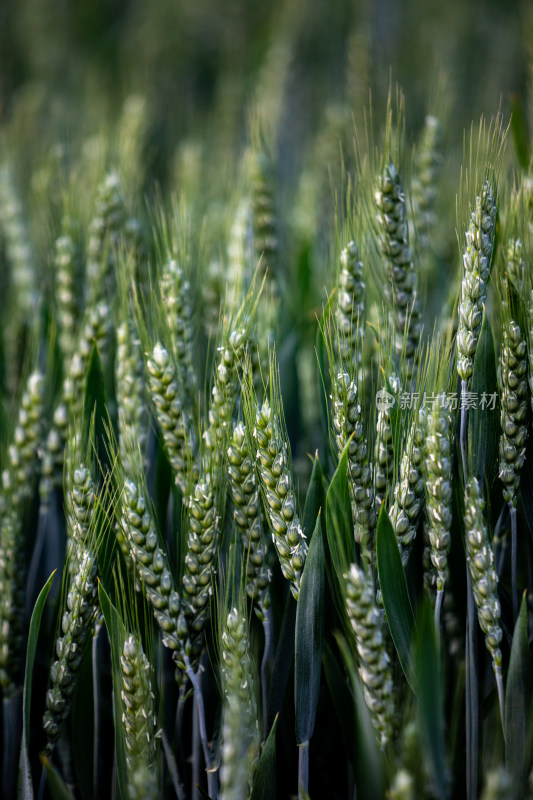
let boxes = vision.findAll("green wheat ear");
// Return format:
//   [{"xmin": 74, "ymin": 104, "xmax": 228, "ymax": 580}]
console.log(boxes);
[
  {"xmin": 456, "ymin": 181, "xmax": 497, "ymax": 383},
  {"xmin": 181, "ymin": 453, "xmax": 220, "ymax": 666},
  {"xmin": 42, "ymin": 429, "xmax": 105, "ymax": 755},
  {"xmin": 497, "ymin": 277, "xmax": 528, "ymax": 509},
  {"xmin": 160, "ymin": 256, "xmax": 197, "ymax": 401},
  {"xmin": 375, "ymin": 159, "xmax": 422, "ymax": 384},
  {"xmin": 334, "ymin": 240, "xmax": 366, "ymax": 371},
  {"xmin": 389, "ymin": 406, "xmax": 427, "ymax": 562},
  {"xmin": 146, "ymin": 341, "xmax": 198, "ymax": 494},
  {"xmin": 116, "ymin": 317, "xmax": 148, "ymax": 463},
  {"xmin": 85, "ymin": 170, "xmax": 126, "ymax": 307},
  {"xmin": 42, "ymin": 545, "xmax": 98, "ymax": 756},
  {"xmin": 375, "ymin": 374, "xmax": 401, "ymax": 507},
  {"xmin": 411, "ymin": 114, "xmax": 443, "ymax": 254},
  {"xmin": 0, "ymin": 369, "xmax": 45, "ymax": 693},
  {"xmin": 228, "ymin": 420, "xmax": 271, "ymax": 620},
  {"xmin": 220, "ymin": 606, "xmax": 260, "ymax": 800},
  {"xmin": 248, "ymin": 358, "xmax": 308, "ymax": 600},
  {"xmin": 345, "ymin": 561, "xmax": 395, "ymax": 749},
  {"xmin": 425, "ymin": 394, "xmax": 453, "ymax": 602},
  {"xmin": 120, "ymin": 633, "xmax": 159, "ymax": 800},
  {"xmin": 120, "ymin": 468, "xmax": 187, "ymax": 665},
  {"xmin": 54, "ymin": 216, "xmax": 81, "ymax": 366},
  {"xmin": 332, "ymin": 370, "xmax": 376, "ymax": 565},
  {"xmin": 464, "ymin": 476, "xmax": 503, "ymax": 669}
]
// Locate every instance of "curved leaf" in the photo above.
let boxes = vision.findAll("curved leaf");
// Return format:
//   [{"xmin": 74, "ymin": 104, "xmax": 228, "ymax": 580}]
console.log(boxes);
[
  {"xmin": 295, "ymin": 514, "xmax": 325, "ymax": 744},
  {"xmin": 19, "ymin": 570, "xmax": 56, "ymax": 800},
  {"xmin": 302, "ymin": 455, "xmax": 325, "ymax": 541},
  {"xmin": 505, "ymin": 592, "xmax": 533, "ymax": 793},
  {"xmin": 376, "ymin": 505, "xmax": 416, "ymax": 692},
  {"xmin": 40, "ymin": 756, "xmax": 76, "ymax": 800},
  {"xmin": 413, "ymin": 599, "xmax": 448, "ymax": 800},
  {"xmin": 266, "ymin": 593, "xmax": 296, "ymax": 729},
  {"xmin": 322, "ymin": 641, "xmax": 357, "ymax": 775},
  {"xmin": 325, "ymin": 442, "xmax": 355, "ymax": 591}
]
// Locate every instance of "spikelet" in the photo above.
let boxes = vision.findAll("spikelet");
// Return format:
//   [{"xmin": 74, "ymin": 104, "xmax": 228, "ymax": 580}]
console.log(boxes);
[
  {"xmin": 253, "ymin": 398, "xmax": 307, "ymax": 599},
  {"xmin": 456, "ymin": 181, "xmax": 497, "ymax": 382},
  {"xmin": 499, "ymin": 318, "xmax": 528, "ymax": 507},
  {"xmin": 389, "ymin": 408, "xmax": 427, "ymax": 559},
  {"xmin": 146, "ymin": 342, "xmax": 197, "ymax": 494},
  {"xmin": 375, "ymin": 161, "xmax": 422, "ymax": 382},
  {"xmin": 220, "ymin": 609, "xmax": 260, "ymax": 800},
  {"xmin": 332, "ymin": 371, "xmax": 376, "ymax": 563},
  {"xmin": 120, "ymin": 634, "xmax": 158, "ymax": 800},
  {"xmin": 42, "ymin": 546, "xmax": 98, "ymax": 756},
  {"xmin": 464, "ymin": 477, "xmax": 502, "ymax": 670},
  {"xmin": 334, "ymin": 241, "xmax": 365, "ymax": 369},
  {"xmin": 228, "ymin": 422, "xmax": 271, "ymax": 619},
  {"xmin": 345, "ymin": 562, "xmax": 395, "ymax": 749},
  {"xmin": 425, "ymin": 396, "xmax": 453, "ymax": 592}
]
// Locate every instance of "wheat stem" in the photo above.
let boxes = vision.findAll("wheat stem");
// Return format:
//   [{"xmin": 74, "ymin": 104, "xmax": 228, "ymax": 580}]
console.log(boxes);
[
  {"xmin": 510, "ymin": 505, "xmax": 518, "ymax": 622},
  {"xmin": 185, "ymin": 657, "xmax": 218, "ymax": 799},
  {"xmin": 261, "ymin": 611, "xmax": 272, "ymax": 741},
  {"xmin": 298, "ymin": 741, "xmax": 310, "ymax": 800}
]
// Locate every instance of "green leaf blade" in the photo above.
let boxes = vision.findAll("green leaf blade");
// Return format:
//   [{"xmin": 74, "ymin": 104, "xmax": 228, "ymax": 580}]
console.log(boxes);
[
  {"xmin": 325, "ymin": 443, "xmax": 355, "ymax": 591},
  {"xmin": 40, "ymin": 757, "xmax": 76, "ymax": 800},
  {"xmin": 19, "ymin": 570, "xmax": 56, "ymax": 800},
  {"xmin": 505, "ymin": 592, "xmax": 533, "ymax": 794},
  {"xmin": 376, "ymin": 505, "xmax": 416, "ymax": 692},
  {"xmin": 295, "ymin": 515, "xmax": 325, "ymax": 745},
  {"xmin": 302, "ymin": 455, "xmax": 325, "ymax": 541},
  {"xmin": 413, "ymin": 599, "xmax": 449, "ymax": 800}
]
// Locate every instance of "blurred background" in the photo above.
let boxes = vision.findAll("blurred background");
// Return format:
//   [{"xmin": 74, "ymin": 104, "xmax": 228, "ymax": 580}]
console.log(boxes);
[{"xmin": 0, "ymin": 0, "xmax": 530, "ymax": 191}]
